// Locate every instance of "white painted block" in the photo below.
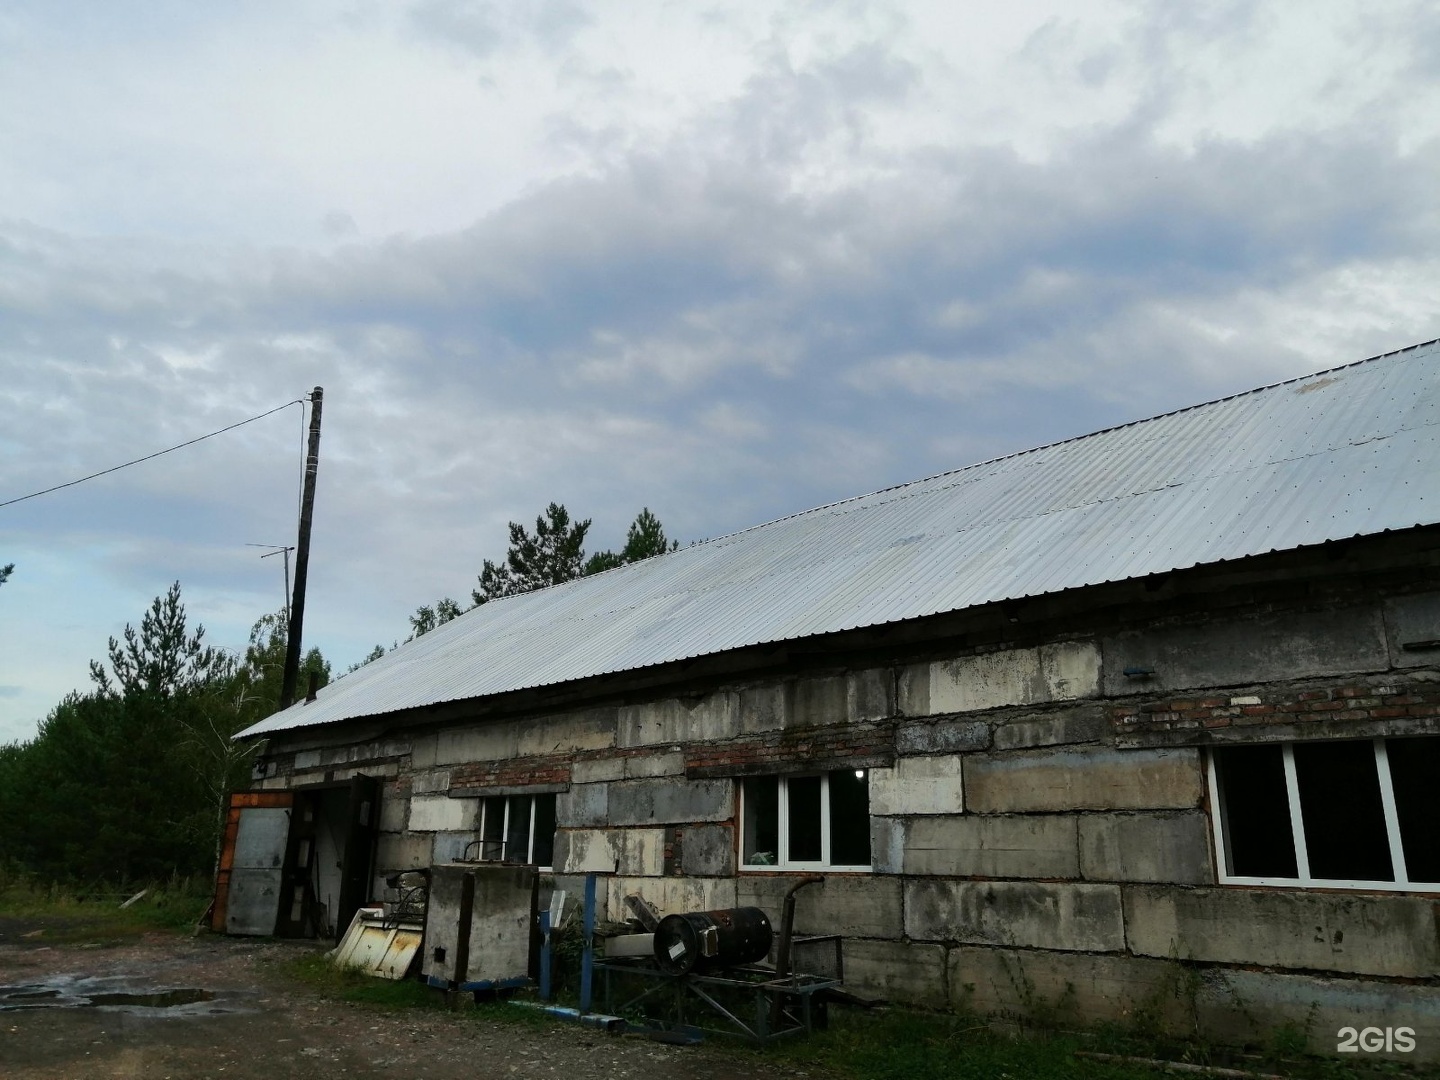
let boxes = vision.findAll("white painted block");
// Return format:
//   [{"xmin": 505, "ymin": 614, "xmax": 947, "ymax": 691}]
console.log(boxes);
[
  {"xmin": 408, "ymin": 794, "xmax": 479, "ymax": 832},
  {"xmin": 869, "ymin": 756, "xmax": 964, "ymax": 816}
]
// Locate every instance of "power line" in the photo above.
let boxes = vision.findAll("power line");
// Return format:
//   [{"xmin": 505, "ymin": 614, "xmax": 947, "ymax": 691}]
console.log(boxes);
[{"xmin": 0, "ymin": 399, "xmax": 305, "ymax": 510}]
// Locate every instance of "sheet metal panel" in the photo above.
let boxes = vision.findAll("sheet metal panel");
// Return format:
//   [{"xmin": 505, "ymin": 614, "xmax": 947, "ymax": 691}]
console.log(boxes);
[{"xmin": 240, "ymin": 339, "xmax": 1440, "ymax": 739}]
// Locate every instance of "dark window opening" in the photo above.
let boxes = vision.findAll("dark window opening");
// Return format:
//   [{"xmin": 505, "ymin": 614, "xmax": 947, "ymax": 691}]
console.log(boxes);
[
  {"xmin": 1214, "ymin": 744, "xmax": 1297, "ymax": 878},
  {"xmin": 1387, "ymin": 737, "xmax": 1440, "ymax": 884},
  {"xmin": 531, "ymin": 794, "xmax": 557, "ymax": 869},
  {"xmin": 480, "ymin": 796, "xmax": 505, "ymax": 861},
  {"xmin": 1294, "ymin": 740, "xmax": 1393, "ymax": 882},
  {"xmin": 743, "ymin": 777, "xmax": 779, "ymax": 866},
  {"xmin": 829, "ymin": 769, "xmax": 872, "ymax": 867},
  {"xmin": 787, "ymin": 775, "xmax": 823, "ymax": 863}
]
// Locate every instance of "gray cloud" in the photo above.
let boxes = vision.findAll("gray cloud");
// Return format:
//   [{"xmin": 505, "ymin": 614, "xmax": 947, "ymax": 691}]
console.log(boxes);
[{"xmin": 2, "ymin": 0, "xmax": 1438, "ymax": 741}]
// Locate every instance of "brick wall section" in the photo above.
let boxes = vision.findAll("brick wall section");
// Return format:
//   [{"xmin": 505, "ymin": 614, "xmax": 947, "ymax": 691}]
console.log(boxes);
[
  {"xmin": 449, "ymin": 756, "xmax": 572, "ymax": 790},
  {"xmin": 684, "ymin": 721, "xmax": 895, "ymax": 778},
  {"xmin": 1111, "ymin": 679, "xmax": 1440, "ymax": 739}
]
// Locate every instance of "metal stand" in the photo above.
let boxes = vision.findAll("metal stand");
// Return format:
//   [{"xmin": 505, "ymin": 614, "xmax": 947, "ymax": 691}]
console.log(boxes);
[{"xmin": 594, "ymin": 957, "xmax": 839, "ymax": 1043}]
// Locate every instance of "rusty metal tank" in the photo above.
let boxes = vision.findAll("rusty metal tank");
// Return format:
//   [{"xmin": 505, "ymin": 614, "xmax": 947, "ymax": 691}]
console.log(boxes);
[{"xmin": 652, "ymin": 906, "xmax": 773, "ymax": 975}]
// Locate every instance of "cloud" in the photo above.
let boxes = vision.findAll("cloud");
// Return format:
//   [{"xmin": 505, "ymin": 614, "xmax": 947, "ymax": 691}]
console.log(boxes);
[{"xmin": 2, "ymin": 0, "xmax": 1438, "ymax": 742}]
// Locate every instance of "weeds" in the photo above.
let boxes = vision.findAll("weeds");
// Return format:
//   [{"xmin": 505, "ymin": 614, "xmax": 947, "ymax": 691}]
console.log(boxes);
[{"xmin": 0, "ymin": 874, "xmax": 211, "ymax": 942}]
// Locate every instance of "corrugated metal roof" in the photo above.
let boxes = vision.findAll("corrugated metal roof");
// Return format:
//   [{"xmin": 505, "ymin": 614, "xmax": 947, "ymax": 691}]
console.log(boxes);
[{"xmin": 241, "ymin": 338, "xmax": 1440, "ymax": 738}]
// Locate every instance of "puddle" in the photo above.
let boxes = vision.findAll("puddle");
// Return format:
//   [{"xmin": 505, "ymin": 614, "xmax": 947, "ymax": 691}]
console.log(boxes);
[{"xmin": 0, "ymin": 975, "xmax": 239, "ymax": 1017}]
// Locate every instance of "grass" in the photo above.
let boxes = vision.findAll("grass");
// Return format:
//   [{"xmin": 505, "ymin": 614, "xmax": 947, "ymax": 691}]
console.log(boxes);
[
  {"xmin": 282, "ymin": 950, "xmax": 558, "ymax": 1030},
  {"xmin": 756, "ymin": 1007, "xmax": 1440, "ymax": 1080},
  {"xmin": 0, "ymin": 875, "xmax": 212, "ymax": 944}
]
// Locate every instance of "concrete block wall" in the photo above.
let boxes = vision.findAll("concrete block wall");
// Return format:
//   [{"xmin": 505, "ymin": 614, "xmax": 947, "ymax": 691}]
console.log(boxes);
[{"xmin": 255, "ymin": 580, "xmax": 1440, "ymax": 1059}]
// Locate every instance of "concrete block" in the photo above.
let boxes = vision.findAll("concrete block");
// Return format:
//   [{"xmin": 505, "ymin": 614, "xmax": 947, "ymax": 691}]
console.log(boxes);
[
  {"xmin": 1195, "ymin": 968, "xmax": 1440, "ymax": 1062},
  {"xmin": 904, "ymin": 814, "xmax": 1079, "ymax": 879},
  {"xmin": 869, "ymin": 756, "xmax": 964, "ymax": 816},
  {"xmin": 557, "ymin": 782, "xmax": 608, "ymax": 827},
  {"xmin": 556, "ymin": 829, "xmax": 620, "ymax": 873},
  {"xmin": 965, "ymin": 746, "xmax": 1203, "ymax": 813},
  {"xmin": 618, "ymin": 692, "xmax": 737, "ymax": 747},
  {"xmin": 738, "ymin": 684, "xmax": 787, "ymax": 734},
  {"xmin": 431, "ymin": 831, "xmax": 479, "ymax": 863},
  {"xmin": 410, "ymin": 768, "xmax": 451, "ymax": 794},
  {"xmin": 409, "ymin": 733, "xmax": 439, "ymax": 770},
  {"xmin": 1102, "ymin": 606, "xmax": 1388, "ymax": 696},
  {"xmin": 737, "ymin": 875, "xmax": 904, "ymax": 939},
  {"xmin": 844, "ymin": 939, "xmax": 948, "ymax": 1006},
  {"xmin": 949, "ymin": 946, "xmax": 1194, "ymax": 1029},
  {"xmin": 993, "ymin": 706, "xmax": 1106, "ymax": 752},
  {"xmin": 1123, "ymin": 886, "xmax": 1440, "ymax": 978},
  {"xmin": 605, "ymin": 876, "xmax": 737, "ymax": 921},
  {"xmin": 435, "ymin": 721, "xmax": 518, "ymax": 766},
  {"xmin": 571, "ymin": 757, "xmax": 626, "ymax": 784},
  {"xmin": 906, "ymin": 880, "xmax": 1125, "ymax": 952},
  {"xmin": 896, "ymin": 719, "xmax": 991, "ymax": 755},
  {"xmin": 680, "ymin": 824, "xmax": 735, "ymax": 877},
  {"xmin": 848, "ymin": 668, "xmax": 895, "ymax": 723},
  {"xmin": 408, "ymin": 794, "xmax": 479, "ymax": 832},
  {"xmin": 788, "ymin": 675, "xmax": 849, "ymax": 729},
  {"xmin": 870, "ymin": 817, "xmax": 905, "ymax": 875},
  {"xmin": 902, "ymin": 642, "xmax": 1101, "ymax": 717},
  {"xmin": 378, "ymin": 793, "xmax": 408, "ymax": 833},
  {"xmin": 607, "ymin": 778, "xmax": 732, "ymax": 826},
  {"xmin": 1079, "ymin": 812, "xmax": 1213, "ymax": 884},
  {"xmin": 625, "ymin": 751, "xmax": 685, "ymax": 779},
  {"xmin": 516, "ymin": 708, "xmax": 617, "ymax": 757},
  {"xmin": 1385, "ymin": 592, "xmax": 1440, "ymax": 669},
  {"xmin": 375, "ymin": 833, "xmax": 432, "ymax": 873},
  {"xmin": 619, "ymin": 829, "xmax": 667, "ymax": 876}
]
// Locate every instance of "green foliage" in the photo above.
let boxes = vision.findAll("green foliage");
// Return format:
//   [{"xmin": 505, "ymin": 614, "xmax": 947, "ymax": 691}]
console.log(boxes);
[
  {"xmin": 472, "ymin": 504, "xmax": 680, "ymax": 606},
  {"xmin": 472, "ymin": 502, "xmax": 592, "ymax": 605},
  {"xmin": 584, "ymin": 507, "xmax": 678, "ymax": 574},
  {"xmin": 0, "ymin": 562, "xmax": 12, "ymax": 587},
  {"xmin": 88, "ymin": 581, "xmax": 232, "ymax": 699},
  {"xmin": 0, "ymin": 584, "xmax": 330, "ymax": 886},
  {"xmin": 286, "ymin": 951, "xmax": 440, "ymax": 1008},
  {"xmin": 0, "ymin": 875, "xmax": 211, "ymax": 941},
  {"xmin": 409, "ymin": 596, "xmax": 463, "ymax": 639}
]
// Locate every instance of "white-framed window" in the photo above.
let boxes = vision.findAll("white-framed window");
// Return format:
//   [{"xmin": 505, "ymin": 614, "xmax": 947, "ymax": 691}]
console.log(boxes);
[
  {"xmin": 477, "ymin": 793, "xmax": 557, "ymax": 868},
  {"xmin": 1209, "ymin": 737, "xmax": 1440, "ymax": 891},
  {"xmin": 740, "ymin": 770, "xmax": 872, "ymax": 871}
]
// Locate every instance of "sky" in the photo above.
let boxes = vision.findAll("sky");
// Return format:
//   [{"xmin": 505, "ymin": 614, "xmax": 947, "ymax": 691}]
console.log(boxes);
[{"xmin": 2, "ymin": 0, "xmax": 1438, "ymax": 744}]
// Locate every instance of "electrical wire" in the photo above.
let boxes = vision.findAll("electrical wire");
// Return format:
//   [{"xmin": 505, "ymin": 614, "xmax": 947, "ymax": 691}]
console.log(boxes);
[{"xmin": 0, "ymin": 399, "xmax": 305, "ymax": 509}]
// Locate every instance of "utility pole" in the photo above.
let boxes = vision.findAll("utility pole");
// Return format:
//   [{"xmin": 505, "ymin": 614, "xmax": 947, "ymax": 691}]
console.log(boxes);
[{"xmin": 281, "ymin": 386, "xmax": 323, "ymax": 709}]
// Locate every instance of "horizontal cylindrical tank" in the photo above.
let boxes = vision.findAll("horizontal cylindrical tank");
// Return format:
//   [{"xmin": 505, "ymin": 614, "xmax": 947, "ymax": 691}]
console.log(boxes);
[{"xmin": 652, "ymin": 907, "xmax": 773, "ymax": 975}]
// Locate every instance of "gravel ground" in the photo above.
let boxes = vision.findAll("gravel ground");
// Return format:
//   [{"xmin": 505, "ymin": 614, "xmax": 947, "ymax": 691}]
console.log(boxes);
[{"xmin": 0, "ymin": 923, "xmax": 831, "ymax": 1080}]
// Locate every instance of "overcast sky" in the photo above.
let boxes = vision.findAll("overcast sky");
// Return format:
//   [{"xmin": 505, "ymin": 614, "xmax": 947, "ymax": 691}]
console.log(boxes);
[{"xmin": 2, "ymin": 0, "xmax": 1437, "ymax": 743}]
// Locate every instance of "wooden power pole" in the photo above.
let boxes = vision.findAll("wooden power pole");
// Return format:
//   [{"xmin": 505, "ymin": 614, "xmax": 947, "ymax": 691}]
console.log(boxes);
[{"xmin": 281, "ymin": 386, "xmax": 323, "ymax": 709}]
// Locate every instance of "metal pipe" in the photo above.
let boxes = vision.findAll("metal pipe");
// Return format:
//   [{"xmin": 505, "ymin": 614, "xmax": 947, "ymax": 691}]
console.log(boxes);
[{"xmin": 770, "ymin": 875, "xmax": 823, "ymax": 1030}]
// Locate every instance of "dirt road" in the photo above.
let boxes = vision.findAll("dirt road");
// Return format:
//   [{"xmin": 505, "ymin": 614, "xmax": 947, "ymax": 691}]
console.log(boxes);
[{"xmin": 0, "ymin": 921, "xmax": 823, "ymax": 1080}]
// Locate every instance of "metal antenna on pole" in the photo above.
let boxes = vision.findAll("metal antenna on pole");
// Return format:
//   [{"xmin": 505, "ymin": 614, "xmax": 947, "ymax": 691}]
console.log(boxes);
[{"xmin": 246, "ymin": 544, "xmax": 295, "ymax": 625}]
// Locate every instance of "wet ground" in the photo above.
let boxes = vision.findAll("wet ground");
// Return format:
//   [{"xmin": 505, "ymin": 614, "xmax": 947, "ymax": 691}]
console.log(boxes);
[{"xmin": 0, "ymin": 919, "xmax": 822, "ymax": 1079}]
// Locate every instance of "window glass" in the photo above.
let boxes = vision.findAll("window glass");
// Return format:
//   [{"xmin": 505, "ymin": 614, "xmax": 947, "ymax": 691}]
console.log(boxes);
[
  {"xmin": 742, "ymin": 777, "xmax": 779, "ymax": 865},
  {"xmin": 1387, "ymin": 737, "xmax": 1440, "ymax": 884},
  {"xmin": 828, "ymin": 769, "xmax": 872, "ymax": 867},
  {"xmin": 787, "ymin": 775, "xmax": 823, "ymax": 863},
  {"xmin": 1214, "ymin": 745, "xmax": 1297, "ymax": 878},
  {"xmin": 505, "ymin": 796, "xmax": 533, "ymax": 864},
  {"xmin": 531, "ymin": 794, "xmax": 557, "ymax": 868},
  {"xmin": 1293, "ymin": 740, "xmax": 1393, "ymax": 882},
  {"xmin": 480, "ymin": 796, "xmax": 505, "ymax": 861}
]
